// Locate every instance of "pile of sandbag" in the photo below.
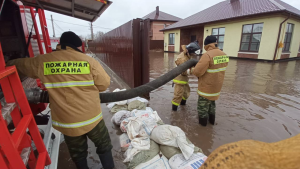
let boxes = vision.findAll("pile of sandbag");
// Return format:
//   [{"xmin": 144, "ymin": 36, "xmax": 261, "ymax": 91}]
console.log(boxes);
[
  {"xmin": 107, "ymin": 88, "xmax": 149, "ymax": 114},
  {"xmin": 107, "ymin": 88, "xmax": 207, "ymax": 169}
]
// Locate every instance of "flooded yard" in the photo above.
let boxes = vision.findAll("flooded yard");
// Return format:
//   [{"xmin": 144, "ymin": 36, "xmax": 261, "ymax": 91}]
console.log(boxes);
[{"xmin": 148, "ymin": 52, "xmax": 300, "ymax": 155}]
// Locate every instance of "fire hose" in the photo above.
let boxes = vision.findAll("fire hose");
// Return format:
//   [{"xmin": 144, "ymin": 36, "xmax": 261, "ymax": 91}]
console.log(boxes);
[{"xmin": 24, "ymin": 59, "xmax": 199, "ymax": 104}]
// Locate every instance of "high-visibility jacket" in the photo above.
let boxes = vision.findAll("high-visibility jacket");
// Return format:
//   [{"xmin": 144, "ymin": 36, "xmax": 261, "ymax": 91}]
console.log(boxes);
[
  {"xmin": 193, "ymin": 43, "xmax": 228, "ymax": 101},
  {"xmin": 8, "ymin": 45, "xmax": 110, "ymax": 136},
  {"xmin": 173, "ymin": 46, "xmax": 191, "ymax": 85}
]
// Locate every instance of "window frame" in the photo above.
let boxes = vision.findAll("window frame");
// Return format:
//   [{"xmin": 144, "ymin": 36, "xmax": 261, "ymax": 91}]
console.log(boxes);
[
  {"xmin": 239, "ymin": 23, "xmax": 264, "ymax": 52},
  {"xmin": 169, "ymin": 33, "xmax": 175, "ymax": 45},
  {"xmin": 212, "ymin": 27, "xmax": 225, "ymax": 50},
  {"xmin": 283, "ymin": 23, "xmax": 294, "ymax": 52}
]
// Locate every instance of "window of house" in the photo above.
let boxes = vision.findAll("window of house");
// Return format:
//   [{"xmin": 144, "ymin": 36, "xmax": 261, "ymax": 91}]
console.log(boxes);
[
  {"xmin": 212, "ymin": 27, "xmax": 225, "ymax": 50},
  {"xmin": 191, "ymin": 35, "xmax": 196, "ymax": 42},
  {"xmin": 169, "ymin": 33, "xmax": 175, "ymax": 45},
  {"xmin": 240, "ymin": 23, "xmax": 263, "ymax": 52},
  {"xmin": 283, "ymin": 23, "xmax": 294, "ymax": 52}
]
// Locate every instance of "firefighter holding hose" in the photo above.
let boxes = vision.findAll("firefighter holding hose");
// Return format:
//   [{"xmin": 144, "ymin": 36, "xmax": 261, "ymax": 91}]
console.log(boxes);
[
  {"xmin": 8, "ymin": 32, "xmax": 114, "ymax": 169},
  {"xmin": 193, "ymin": 36, "xmax": 229, "ymax": 126},
  {"xmin": 172, "ymin": 41, "xmax": 201, "ymax": 111}
]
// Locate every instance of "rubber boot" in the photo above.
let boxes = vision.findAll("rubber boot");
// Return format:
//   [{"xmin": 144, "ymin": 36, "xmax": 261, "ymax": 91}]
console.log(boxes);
[
  {"xmin": 199, "ymin": 117, "xmax": 208, "ymax": 126},
  {"xmin": 98, "ymin": 151, "xmax": 115, "ymax": 169},
  {"xmin": 74, "ymin": 158, "xmax": 89, "ymax": 169},
  {"xmin": 172, "ymin": 105, "xmax": 178, "ymax": 111},
  {"xmin": 209, "ymin": 114, "xmax": 215, "ymax": 125},
  {"xmin": 180, "ymin": 100, "xmax": 186, "ymax": 105}
]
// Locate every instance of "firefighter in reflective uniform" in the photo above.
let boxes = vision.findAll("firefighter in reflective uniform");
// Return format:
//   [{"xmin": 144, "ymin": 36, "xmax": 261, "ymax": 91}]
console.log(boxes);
[
  {"xmin": 8, "ymin": 32, "xmax": 114, "ymax": 169},
  {"xmin": 172, "ymin": 42, "xmax": 201, "ymax": 111},
  {"xmin": 193, "ymin": 36, "xmax": 229, "ymax": 126}
]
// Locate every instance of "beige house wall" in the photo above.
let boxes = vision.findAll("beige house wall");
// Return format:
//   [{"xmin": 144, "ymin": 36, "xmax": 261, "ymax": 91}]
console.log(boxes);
[
  {"xmin": 163, "ymin": 29, "xmax": 181, "ymax": 52},
  {"xmin": 204, "ymin": 14, "xmax": 284, "ymax": 60},
  {"xmin": 275, "ymin": 17, "xmax": 300, "ymax": 60},
  {"xmin": 163, "ymin": 14, "xmax": 300, "ymax": 60}
]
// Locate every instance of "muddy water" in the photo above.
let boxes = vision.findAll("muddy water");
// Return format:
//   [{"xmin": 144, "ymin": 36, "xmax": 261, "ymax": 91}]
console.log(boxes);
[
  {"xmin": 149, "ymin": 52, "xmax": 300, "ymax": 155},
  {"xmin": 58, "ymin": 52, "xmax": 300, "ymax": 169}
]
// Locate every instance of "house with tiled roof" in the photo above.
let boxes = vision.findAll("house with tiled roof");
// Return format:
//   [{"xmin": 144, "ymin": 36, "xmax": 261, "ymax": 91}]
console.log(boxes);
[
  {"xmin": 162, "ymin": 0, "xmax": 300, "ymax": 60},
  {"xmin": 143, "ymin": 6, "xmax": 181, "ymax": 50}
]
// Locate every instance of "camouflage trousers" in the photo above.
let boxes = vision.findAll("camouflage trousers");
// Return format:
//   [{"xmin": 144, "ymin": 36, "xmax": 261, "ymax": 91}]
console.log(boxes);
[
  {"xmin": 64, "ymin": 120, "xmax": 113, "ymax": 162},
  {"xmin": 197, "ymin": 95, "xmax": 216, "ymax": 118}
]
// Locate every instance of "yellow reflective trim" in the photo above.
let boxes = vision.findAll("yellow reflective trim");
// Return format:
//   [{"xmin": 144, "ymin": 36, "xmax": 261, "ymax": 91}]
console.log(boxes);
[
  {"xmin": 44, "ymin": 61, "xmax": 90, "ymax": 75},
  {"xmin": 44, "ymin": 80, "xmax": 94, "ymax": 88},
  {"xmin": 173, "ymin": 79, "xmax": 188, "ymax": 84},
  {"xmin": 198, "ymin": 90, "xmax": 220, "ymax": 97},
  {"xmin": 52, "ymin": 113, "xmax": 102, "ymax": 128},
  {"xmin": 172, "ymin": 101, "xmax": 179, "ymax": 106},
  {"xmin": 207, "ymin": 67, "xmax": 227, "ymax": 73},
  {"xmin": 182, "ymin": 96, "xmax": 186, "ymax": 100},
  {"xmin": 213, "ymin": 55, "xmax": 229, "ymax": 65}
]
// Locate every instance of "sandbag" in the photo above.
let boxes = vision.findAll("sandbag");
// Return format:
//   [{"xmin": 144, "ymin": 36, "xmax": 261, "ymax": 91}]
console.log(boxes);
[
  {"xmin": 127, "ymin": 96, "xmax": 149, "ymax": 105},
  {"xmin": 169, "ymin": 153, "xmax": 207, "ymax": 169},
  {"xmin": 134, "ymin": 155, "xmax": 171, "ymax": 169},
  {"xmin": 111, "ymin": 110, "xmax": 131, "ymax": 125},
  {"xmin": 110, "ymin": 104, "xmax": 128, "ymax": 114},
  {"xmin": 125, "ymin": 140, "xmax": 159, "ymax": 166},
  {"xmin": 160, "ymin": 138, "xmax": 203, "ymax": 159},
  {"xmin": 131, "ymin": 108, "xmax": 162, "ymax": 123},
  {"xmin": 123, "ymin": 144, "xmax": 141, "ymax": 163},
  {"xmin": 128, "ymin": 100, "xmax": 146, "ymax": 111},
  {"xmin": 151, "ymin": 125, "xmax": 194, "ymax": 160},
  {"xmin": 120, "ymin": 118, "xmax": 131, "ymax": 132},
  {"xmin": 127, "ymin": 140, "xmax": 160, "ymax": 169},
  {"xmin": 126, "ymin": 116, "xmax": 158, "ymax": 140},
  {"xmin": 199, "ymin": 134, "xmax": 300, "ymax": 169},
  {"xmin": 119, "ymin": 133, "xmax": 131, "ymax": 152},
  {"xmin": 131, "ymin": 137, "xmax": 150, "ymax": 150},
  {"xmin": 131, "ymin": 107, "xmax": 154, "ymax": 117}
]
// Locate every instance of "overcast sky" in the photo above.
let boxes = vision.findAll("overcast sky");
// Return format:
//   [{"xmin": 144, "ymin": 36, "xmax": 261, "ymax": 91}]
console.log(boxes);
[{"xmin": 39, "ymin": 0, "xmax": 300, "ymax": 38}]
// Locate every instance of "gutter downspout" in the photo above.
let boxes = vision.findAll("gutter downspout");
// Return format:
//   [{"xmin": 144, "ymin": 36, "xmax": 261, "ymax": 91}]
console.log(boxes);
[{"xmin": 273, "ymin": 14, "xmax": 290, "ymax": 62}]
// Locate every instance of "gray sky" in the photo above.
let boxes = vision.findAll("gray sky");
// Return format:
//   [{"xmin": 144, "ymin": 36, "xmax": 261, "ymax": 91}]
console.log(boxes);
[{"xmin": 40, "ymin": 0, "xmax": 300, "ymax": 38}]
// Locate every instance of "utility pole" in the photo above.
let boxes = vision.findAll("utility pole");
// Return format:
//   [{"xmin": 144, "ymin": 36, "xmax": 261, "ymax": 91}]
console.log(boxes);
[
  {"xmin": 51, "ymin": 15, "xmax": 55, "ymax": 37},
  {"xmin": 90, "ymin": 22, "xmax": 94, "ymax": 40}
]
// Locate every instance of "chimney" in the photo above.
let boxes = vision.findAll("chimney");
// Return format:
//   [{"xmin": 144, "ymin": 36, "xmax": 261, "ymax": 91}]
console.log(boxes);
[
  {"xmin": 156, "ymin": 6, "xmax": 159, "ymax": 16},
  {"xmin": 230, "ymin": 0, "xmax": 239, "ymax": 3}
]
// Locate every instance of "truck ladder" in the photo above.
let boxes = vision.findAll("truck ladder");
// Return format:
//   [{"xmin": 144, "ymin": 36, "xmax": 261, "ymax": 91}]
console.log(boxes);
[{"xmin": 0, "ymin": 43, "xmax": 51, "ymax": 169}]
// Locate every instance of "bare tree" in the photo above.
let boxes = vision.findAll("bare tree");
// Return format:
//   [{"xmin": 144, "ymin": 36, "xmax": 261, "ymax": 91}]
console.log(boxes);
[{"xmin": 86, "ymin": 31, "xmax": 104, "ymax": 41}]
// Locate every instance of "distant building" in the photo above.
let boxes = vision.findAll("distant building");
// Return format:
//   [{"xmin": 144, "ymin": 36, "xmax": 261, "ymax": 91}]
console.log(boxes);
[
  {"xmin": 142, "ymin": 6, "xmax": 181, "ymax": 50},
  {"xmin": 162, "ymin": 0, "xmax": 300, "ymax": 61},
  {"xmin": 142, "ymin": 6, "xmax": 181, "ymax": 41}
]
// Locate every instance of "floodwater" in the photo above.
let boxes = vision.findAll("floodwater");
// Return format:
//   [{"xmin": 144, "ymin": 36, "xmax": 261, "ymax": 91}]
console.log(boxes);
[
  {"xmin": 148, "ymin": 52, "xmax": 300, "ymax": 155},
  {"xmin": 58, "ymin": 52, "xmax": 300, "ymax": 168}
]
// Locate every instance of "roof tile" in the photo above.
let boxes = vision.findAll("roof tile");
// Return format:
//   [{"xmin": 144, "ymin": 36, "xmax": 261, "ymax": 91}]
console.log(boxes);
[{"xmin": 163, "ymin": 0, "xmax": 300, "ymax": 31}]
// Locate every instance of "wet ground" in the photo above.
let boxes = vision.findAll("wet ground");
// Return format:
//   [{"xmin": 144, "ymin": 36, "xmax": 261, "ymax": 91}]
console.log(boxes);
[
  {"xmin": 148, "ymin": 52, "xmax": 300, "ymax": 155},
  {"xmin": 58, "ymin": 52, "xmax": 300, "ymax": 168}
]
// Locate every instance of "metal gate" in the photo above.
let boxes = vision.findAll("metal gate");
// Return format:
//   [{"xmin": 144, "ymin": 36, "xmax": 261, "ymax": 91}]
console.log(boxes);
[{"xmin": 89, "ymin": 19, "xmax": 150, "ymax": 88}]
